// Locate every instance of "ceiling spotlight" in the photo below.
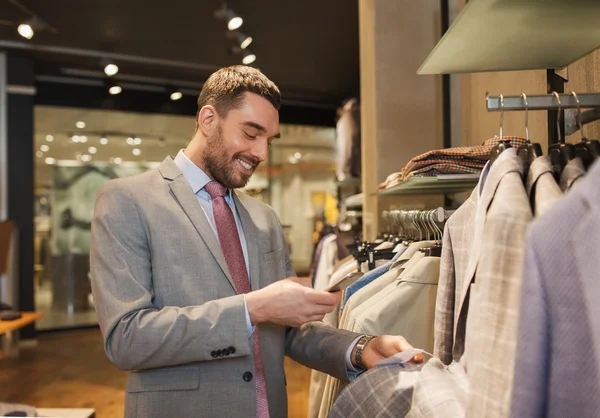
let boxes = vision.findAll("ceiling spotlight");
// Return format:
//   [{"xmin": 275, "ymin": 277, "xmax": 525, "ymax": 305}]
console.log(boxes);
[
  {"xmin": 109, "ymin": 85, "xmax": 122, "ymax": 95},
  {"xmin": 133, "ymin": 137, "xmax": 142, "ymax": 145},
  {"xmin": 71, "ymin": 135, "xmax": 80, "ymax": 143},
  {"xmin": 45, "ymin": 157, "xmax": 56, "ymax": 165},
  {"xmin": 45, "ymin": 135, "xmax": 54, "ymax": 142},
  {"xmin": 294, "ymin": 152, "xmax": 302, "ymax": 159},
  {"xmin": 88, "ymin": 146, "xmax": 97, "ymax": 154},
  {"xmin": 227, "ymin": 31, "xmax": 253, "ymax": 50},
  {"xmin": 113, "ymin": 157, "xmax": 123, "ymax": 164},
  {"xmin": 242, "ymin": 50, "xmax": 256, "ymax": 65},
  {"xmin": 40, "ymin": 144, "xmax": 49, "ymax": 152},
  {"xmin": 81, "ymin": 154, "xmax": 92, "ymax": 162},
  {"xmin": 76, "ymin": 121, "xmax": 86, "ymax": 129},
  {"xmin": 104, "ymin": 63, "xmax": 119, "ymax": 77},
  {"xmin": 132, "ymin": 148, "xmax": 141, "ymax": 156},
  {"xmin": 80, "ymin": 136, "xmax": 88, "ymax": 143},
  {"xmin": 170, "ymin": 91, "xmax": 183, "ymax": 101},
  {"xmin": 215, "ymin": 4, "xmax": 243, "ymax": 31},
  {"xmin": 17, "ymin": 23, "xmax": 34, "ymax": 40},
  {"xmin": 100, "ymin": 137, "xmax": 108, "ymax": 145},
  {"xmin": 36, "ymin": 151, "xmax": 43, "ymax": 158},
  {"xmin": 126, "ymin": 137, "xmax": 135, "ymax": 145},
  {"xmin": 16, "ymin": 15, "xmax": 54, "ymax": 40}
]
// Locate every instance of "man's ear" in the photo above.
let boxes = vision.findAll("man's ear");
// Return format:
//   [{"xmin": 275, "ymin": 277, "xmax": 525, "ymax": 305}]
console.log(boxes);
[{"xmin": 197, "ymin": 105, "xmax": 219, "ymax": 137}]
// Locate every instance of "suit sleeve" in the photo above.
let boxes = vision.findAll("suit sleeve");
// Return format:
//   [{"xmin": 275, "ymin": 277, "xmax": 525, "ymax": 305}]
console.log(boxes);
[
  {"xmin": 268, "ymin": 209, "xmax": 360, "ymax": 382},
  {"xmin": 510, "ymin": 231, "xmax": 549, "ymax": 417},
  {"xmin": 90, "ymin": 181, "xmax": 251, "ymax": 371}
]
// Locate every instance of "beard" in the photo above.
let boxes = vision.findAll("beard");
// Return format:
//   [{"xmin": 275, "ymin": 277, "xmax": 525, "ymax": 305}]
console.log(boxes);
[{"xmin": 202, "ymin": 125, "xmax": 259, "ymax": 189}]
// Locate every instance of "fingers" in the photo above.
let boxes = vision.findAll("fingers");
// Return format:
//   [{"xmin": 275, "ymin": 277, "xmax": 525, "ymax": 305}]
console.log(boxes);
[{"xmin": 306, "ymin": 289, "xmax": 342, "ymax": 306}]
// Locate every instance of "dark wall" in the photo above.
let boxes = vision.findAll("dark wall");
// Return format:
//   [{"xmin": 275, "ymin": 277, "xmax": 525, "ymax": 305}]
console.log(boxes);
[{"xmin": 7, "ymin": 55, "xmax": 35, "ymax": 338}]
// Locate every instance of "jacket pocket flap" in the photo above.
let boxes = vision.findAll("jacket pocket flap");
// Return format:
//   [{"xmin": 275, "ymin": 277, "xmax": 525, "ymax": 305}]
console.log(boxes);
[
  {"xmin": 127, "ymin": 366, "xmax": 199, "ymax": 393},
  {"xmin": 262, "ymin": 247, "xmax": 283, "ymax": 262}
]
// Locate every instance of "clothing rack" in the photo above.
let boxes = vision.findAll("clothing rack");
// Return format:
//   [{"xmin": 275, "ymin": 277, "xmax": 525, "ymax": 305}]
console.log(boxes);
[
  {"xmin": 486, "ymin": 93, "xmax": 600, "ymax": 112},
  {"xmin": 486, "ymin": 91, "xmax": 600, "ymax": 149}
]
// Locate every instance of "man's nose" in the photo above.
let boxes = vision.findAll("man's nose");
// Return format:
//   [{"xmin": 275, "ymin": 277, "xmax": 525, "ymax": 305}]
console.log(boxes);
[{"xmin": 249, "ymin": 138, "xmax": 269, "ymax": 162}]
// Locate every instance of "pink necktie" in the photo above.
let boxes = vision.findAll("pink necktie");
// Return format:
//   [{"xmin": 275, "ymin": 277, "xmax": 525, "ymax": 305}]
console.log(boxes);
[{"xmin": 205, "ymin": 181, "xmax": 270, "ymax": 418}]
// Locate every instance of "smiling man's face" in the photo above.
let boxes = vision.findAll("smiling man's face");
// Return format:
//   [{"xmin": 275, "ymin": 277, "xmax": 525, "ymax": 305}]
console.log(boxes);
[{"xmin": 202, "ymin": 92, "xmax": 280, "ymax": 189}]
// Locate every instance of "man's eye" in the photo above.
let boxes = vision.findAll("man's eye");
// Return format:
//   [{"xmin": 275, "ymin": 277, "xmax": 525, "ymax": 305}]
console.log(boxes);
[
  {"xmin": 268, "ymin": 139, "xmax": 273, "ymax": 147},
  {"xmin": 243, "ymin": 131, "xmax": 256, "ymax": 140}
]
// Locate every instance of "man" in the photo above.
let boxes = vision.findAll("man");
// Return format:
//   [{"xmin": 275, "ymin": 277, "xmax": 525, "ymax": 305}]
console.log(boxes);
[{"xmin": 90, "ymin": 65, "xmax": 421, "ymax": 418}]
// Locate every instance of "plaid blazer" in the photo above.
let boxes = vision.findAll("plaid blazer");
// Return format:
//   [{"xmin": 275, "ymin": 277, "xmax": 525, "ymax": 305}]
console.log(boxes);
[
  {"xmin": 462, "ymin": 149, "xmax": 533, "ymax": 417},
  {"xmin": 329, "ymin": 358, "xmax": 468, "ymax": 418},
  {"xmin": 526, "ymin": 156, "xmax": 563, "ymax": 217},
  {"xmin": 511, "ymin": 160, "xmax": 600, "ymax": 418},
  {"xmin": 559, "ymin": 156, "xmax": 586, "ymax": 192}
]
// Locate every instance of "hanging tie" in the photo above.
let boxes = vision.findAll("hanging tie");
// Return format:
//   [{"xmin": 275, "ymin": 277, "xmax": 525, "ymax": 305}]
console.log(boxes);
[{"xmin": 205, "ymin": 181, "xmax": 270, "ymax": 418}]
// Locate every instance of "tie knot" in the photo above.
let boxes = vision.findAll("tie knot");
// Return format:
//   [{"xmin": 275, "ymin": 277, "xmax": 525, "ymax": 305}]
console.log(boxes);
[{"xmin": 205, "ymin": 181, "xmax": 227, "ymax": 199}]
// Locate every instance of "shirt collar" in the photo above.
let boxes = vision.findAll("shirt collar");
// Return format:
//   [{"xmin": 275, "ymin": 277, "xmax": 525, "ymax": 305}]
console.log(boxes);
[{"xmin": 173, "ymin": 149, "xmax": 232, "ymax": 198}]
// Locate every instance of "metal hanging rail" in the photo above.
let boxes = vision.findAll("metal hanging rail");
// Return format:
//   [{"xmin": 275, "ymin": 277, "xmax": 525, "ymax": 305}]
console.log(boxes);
[{"xmin": 486, "ymin": 93, "xmax": 600, "ymax": 112}]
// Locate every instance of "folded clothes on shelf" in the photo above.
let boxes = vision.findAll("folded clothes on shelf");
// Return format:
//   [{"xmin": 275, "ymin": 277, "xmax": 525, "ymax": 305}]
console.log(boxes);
[{"xmin": 380, "ymin": 136, "xmax": 527, "ymax": 189}]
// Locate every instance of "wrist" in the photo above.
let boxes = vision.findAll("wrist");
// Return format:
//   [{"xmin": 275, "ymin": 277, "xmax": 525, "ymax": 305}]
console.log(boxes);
[
  {"xmin": 351, "ymin": 335, "xmax": 376, "ymax": 369},
  {"xmin": 245, "ymin": 290, "xmax": 265, "ymax": 325}
]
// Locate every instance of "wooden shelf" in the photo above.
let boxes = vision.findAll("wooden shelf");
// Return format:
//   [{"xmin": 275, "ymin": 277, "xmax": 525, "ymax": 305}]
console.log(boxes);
[
  {"xmin": 418, "ymin": 0, "xmax": 600, "ymax": 75},
  {"xmin": 0, "ymin": 311, "xmax": 44, "ymax": 335},
  {"xmin": 378, "ymin": 175, "xmax": 479, "ymax": 196}
]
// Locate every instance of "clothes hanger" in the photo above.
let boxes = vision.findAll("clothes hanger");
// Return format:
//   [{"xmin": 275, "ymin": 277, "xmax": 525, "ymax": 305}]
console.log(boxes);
[
  {"xmin": 571, "ymin": 91, "xmax": 600, "ymax": 170},
  {"xmin": 516, "ymin": 93, "xmax": 543, "ymax": 174},
  {"xmin": 420, "ymin": 210, "xmax": 443, "ymax": 257},
  {"xmin": 548, "ymin": 91, "xmax": 575, "ymax": 179},
  {"xmin": 489, "ymin": 94, "xmax": 512, "ymax": 165}
]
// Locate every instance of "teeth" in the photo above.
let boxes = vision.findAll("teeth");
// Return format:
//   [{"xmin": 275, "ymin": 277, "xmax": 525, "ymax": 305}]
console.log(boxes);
[{"xmin": 238, "ymin": 159, "xmax": 253, "ymax": 170}]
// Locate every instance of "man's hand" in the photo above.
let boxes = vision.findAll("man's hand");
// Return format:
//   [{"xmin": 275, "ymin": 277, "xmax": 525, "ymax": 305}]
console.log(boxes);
[
  {"xmin": 246, "ymin": 277, "xmax": 342, "ymax": 327},
  {"xmin": 351, "ymin": 335, "xmax": 424, "ymax": 369}
]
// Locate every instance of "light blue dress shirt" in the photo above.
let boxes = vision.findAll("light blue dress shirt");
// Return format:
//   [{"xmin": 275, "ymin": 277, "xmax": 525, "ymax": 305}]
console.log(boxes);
[{"xmin": 174, "ymin": 150, "xmax": 254, "ymax": 337}]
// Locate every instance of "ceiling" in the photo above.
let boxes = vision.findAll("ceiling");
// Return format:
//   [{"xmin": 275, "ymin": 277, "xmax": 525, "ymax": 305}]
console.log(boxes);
[
  {"xmin": 0, "ymin": 0, "xmax": 360, "ymax": 105},
  {"xmin": 34, "ymin": 106, "xmax": 336, "ymax": 188}
]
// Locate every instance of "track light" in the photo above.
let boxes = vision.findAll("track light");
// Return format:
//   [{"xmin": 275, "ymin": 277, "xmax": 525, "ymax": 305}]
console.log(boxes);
[
  {"xmin": 242, "ymin": 50, "xmax": 256, "ymax": 65},
  {"xmin": 214, "ymin": 4, "xmax": 243, "ymax": 31},
  {"xmin": 17, "ymin": 16, "xmax": 48, "ymax": 40},
  {"xmin": 104, "ymin": 63, "xmax": 119, "ymax": 77},
  {"xmin": 109, "ymin": 85, "xmax": 122, "ymax": 95},
  {"xmin": 227, "ymin": 31, "xmax": 253, "ymax": 50},
  {"xmin": 170, "ymin": 91, "xmax": 183, "ymax": 101}
]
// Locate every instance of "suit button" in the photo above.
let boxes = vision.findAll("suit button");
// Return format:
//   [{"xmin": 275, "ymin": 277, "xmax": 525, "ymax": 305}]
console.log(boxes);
[
  {"xmin": 224, "ymin": 348, "xmax": 231, "ymax": 356},
  {"xmin": 243, "ymin": 372, "xmax": 253, "ymax": 382},
  {"xmin": 216, "ymin": 350, "xmax": 222, "ymax": 357},
  {"xmin": 219, "ymin": 350, "xmax": 226, "ymax": 357},
  {"xmin": 211, "ymin": 350, "xmax": 218, "ymax": 358},
  {"xmin": 228, "ymin": 346, "xmax": 236, "ymax": 354}
]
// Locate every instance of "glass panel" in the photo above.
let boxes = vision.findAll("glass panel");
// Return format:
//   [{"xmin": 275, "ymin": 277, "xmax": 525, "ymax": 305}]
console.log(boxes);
[{"xmin": 33, "ymin": 106, "xmax": 332, "ymax": 329}]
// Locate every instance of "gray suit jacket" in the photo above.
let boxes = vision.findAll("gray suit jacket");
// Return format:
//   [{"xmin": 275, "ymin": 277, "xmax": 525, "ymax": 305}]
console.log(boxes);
[
  {"xmin": 90, "ymin": 157, "xmax": 358, "ymax": 418},
  {"xmin": 511, "ymin": 160, "xmax": 600, "ymax": 418}
]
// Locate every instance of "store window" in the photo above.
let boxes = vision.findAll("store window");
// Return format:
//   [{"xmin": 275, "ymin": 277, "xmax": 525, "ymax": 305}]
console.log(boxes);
[{"xmin": 33, "ymin": 106, "xmax": 336, "ymax": 330}]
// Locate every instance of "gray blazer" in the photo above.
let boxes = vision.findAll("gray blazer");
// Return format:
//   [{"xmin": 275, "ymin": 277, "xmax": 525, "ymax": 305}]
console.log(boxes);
[
  {"xmin": 90, "ymin": 157, "xmax": 358, "ymax": 418},
  {"xmin": 511, "ymin": 160, "xmax": 600, "ymax": 418}
]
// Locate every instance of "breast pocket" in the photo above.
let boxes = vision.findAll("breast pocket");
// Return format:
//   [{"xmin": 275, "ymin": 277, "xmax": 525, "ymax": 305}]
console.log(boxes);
[{"xmin": 262, "ymin": 247, "xmax": 287, "ymax": 283}]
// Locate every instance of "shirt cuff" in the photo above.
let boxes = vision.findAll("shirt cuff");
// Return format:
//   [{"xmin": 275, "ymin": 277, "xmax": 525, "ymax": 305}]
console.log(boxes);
[
  {"xmin": 345, "ymin": 335, "xmax": 366, "ymax": 381},
  {"xmin": 243, "ymin": 294, "xmax": 256, "ymax": 338}
]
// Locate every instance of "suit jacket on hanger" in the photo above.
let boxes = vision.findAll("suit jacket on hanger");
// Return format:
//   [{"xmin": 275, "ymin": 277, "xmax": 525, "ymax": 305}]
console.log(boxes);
[
  {"xmin": 511, "ymin": 160, "xmax": 600, "ymax": 418},
  {"xmin": 462, "ymin": 148, "xmax": 533, "ymax": 417},
  {"xmin": 526, "ymin": 156, "xmax": 563, "ymax": 216}
]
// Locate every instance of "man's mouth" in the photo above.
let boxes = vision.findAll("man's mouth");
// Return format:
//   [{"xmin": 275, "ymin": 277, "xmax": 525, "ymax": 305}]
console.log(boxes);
[{"xmin": 237, "ymin": 157, "xmax": 257, "ymax": 173}]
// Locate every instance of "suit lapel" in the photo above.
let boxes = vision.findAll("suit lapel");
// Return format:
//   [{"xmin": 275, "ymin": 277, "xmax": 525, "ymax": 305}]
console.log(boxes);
[
  {"xmin": 233, "ymin": 191, "xmax": 261, "ymax": 291},
  {"xmin": 159, "ymin": 157, "xmax": 237, "ymax": 293},
  {"xmin": 454, "ymin": 151, "xmax": 524, "ymax": 341}
]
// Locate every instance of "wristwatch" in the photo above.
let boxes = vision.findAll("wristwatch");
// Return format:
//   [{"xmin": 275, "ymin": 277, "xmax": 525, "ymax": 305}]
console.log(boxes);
[{"xmin": 354, "ymin": 334, "xmax": 376, "ymax": 369}]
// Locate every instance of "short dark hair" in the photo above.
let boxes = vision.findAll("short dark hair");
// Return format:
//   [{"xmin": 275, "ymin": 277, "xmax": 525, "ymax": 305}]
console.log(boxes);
[{"xmin": 197, "ymin": 66, "xmax": 281, "ymax": 119}]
